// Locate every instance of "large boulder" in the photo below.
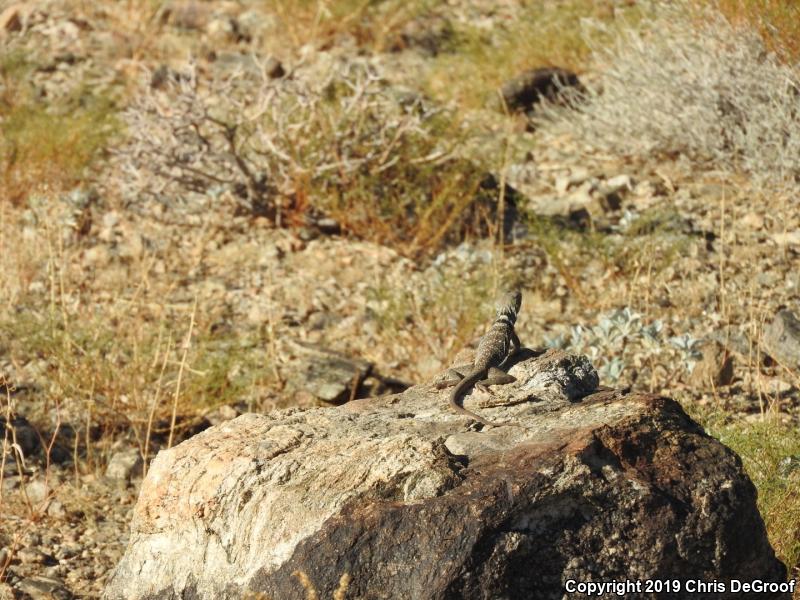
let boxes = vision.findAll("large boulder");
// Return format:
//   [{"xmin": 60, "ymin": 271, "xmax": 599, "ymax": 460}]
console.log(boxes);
[{"xmin": 104, "ymin": 349, "xmax": 788, "ymax": 600}]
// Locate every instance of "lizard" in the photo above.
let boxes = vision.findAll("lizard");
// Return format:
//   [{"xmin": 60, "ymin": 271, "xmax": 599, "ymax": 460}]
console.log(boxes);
[{"xmin": 435, "ymin": 289, "xmax": 522, "ymax": 427}]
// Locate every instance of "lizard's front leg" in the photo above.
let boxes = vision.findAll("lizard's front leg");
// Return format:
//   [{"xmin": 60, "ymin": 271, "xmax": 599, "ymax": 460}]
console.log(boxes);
[
  {"xmin": 434, "ymin": 366, "xmax": 470, "ymax": 389},
  {"xmin": 474, "ymin": 367, "xmax": 516, "ymax": 393}
]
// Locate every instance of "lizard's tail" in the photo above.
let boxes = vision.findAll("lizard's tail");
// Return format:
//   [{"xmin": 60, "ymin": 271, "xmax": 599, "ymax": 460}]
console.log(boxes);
[{"xmin": 449, "ymin": 371, "xmax": 497, "ymax": 427}]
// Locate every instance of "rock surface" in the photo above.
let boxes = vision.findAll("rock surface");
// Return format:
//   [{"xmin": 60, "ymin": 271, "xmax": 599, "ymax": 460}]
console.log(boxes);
[
  {"xmin": 763, "ymin": 308, "xmax": 800, "ymax": 370},
  {"xmin": 104, "ymin": 350, "xmax": 787, "ymax": 600}
]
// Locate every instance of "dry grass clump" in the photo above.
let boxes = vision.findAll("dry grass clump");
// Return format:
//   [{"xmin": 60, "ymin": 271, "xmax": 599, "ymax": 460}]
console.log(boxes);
[
  {"xmin": 0, "ymin": 51, "xmax": 116, "ymax": 205},
  {"xmin": 0, "ymin": 290, "xmax": 261, "ymax": 472},
  {"xmin": 113, "ymin": 60, "xmax": 495, "ymax": 256},
  {"xmin": 537, "ymin": 3, "xmax": 800, "ymax": 192},
  {"xmin": 0, "ymin": 198, "xmax": 274, "ymax": 475}
]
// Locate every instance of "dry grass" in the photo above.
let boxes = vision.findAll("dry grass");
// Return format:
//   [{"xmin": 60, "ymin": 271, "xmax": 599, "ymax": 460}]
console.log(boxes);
[
  {"xmin": 424, "ymin": 0, "xmax": 643, "ymax": 111},
  {"xmin": 0, "ymin": 205, "xmax": 275, "ymax": 476},
  {"xmin": 262, "ymin": 0, "xmax": 432, "ymax": 54},
  {"xmin": 0, "ymin": 53, "xmax": 116, "ymax": 205},
  {"xmin": 712, "ymin": 0, "xmax": 800, "ymax": 62},
  {"xmin": 368, "ymin": 264, "xmax": 502, "ymax": 368}
]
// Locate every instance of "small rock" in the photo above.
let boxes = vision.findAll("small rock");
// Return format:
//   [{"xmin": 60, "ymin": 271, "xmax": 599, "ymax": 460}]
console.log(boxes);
[
  {"xmin": 209, "ymin": 51, "xmax": 261, "ymax": 77},
  {"xmin": 690, "ymin": 342, "xmax": 734, "ymax": 388},
  {"xmin": 762, "ymin": 309, "xmax": 800, "ymax": 369},
  {"xmin": 54, "ymin": 543, "xmax": 81, "ymax": 562},
  {"xmin": 0, "ymin": 415, "xmax": 41, "ymax": 457},
  {"xmin": 17, "ymin": 547, "xmax": 46, "ymax": 565},
  {"xmin": 28, "ymin": 280, "xmax": 46, "ymax": 294},
  {"xmin": 150, "ymin": 64, "xmax": 170, "ymax": 89},
  {"xmin": 24, "ymin": 478, "xmax": 50, "ymax": 504},
  {"xmin": 83, "ymin": 245, "xmax": 111, "ymax": 267},
  {"xmin": 162, "ymin": 0, "xmax": 209, "ymax": 30},
  {"xmin": 283, "ymin": 339, "xmax": 373, "ymax": 405},
  {"xmin": 772, "ymin": 231, "xmax": 800, "ymax": 246},
  {"xmin": 0, "ymin": 4, "xmax": 24, "ymax": 34},
  {"xmin": 314, "ymin": 217, "xmax": 341, "ymax": 235},
  {"xmin": 393, "ymin": 14, "xmax": 453, "ymax": 57},
  {"xmin": 739, "ymin": 212, "xmax": 765, "ymax": 230},
  {"xmin": 42, "ymin": 566, "xmax": 62, "ymax": 579},
  {"xmin": 205, "ymin": 15, "xmax": 234, "ymax": 38},
  {"xmin": 17, "ymin": 576, "xmax": 71, "ymax": 600},
  {"xmin": 778, "ymin": 455, "xmax": 800, "ymax": 478},
  {"xmin": 554, "ymin": 168, "xmax": 591, "ymax": 195},
  {"xmin": 47, "ymin": 500, "xmax": 66, "ymax": 519},
  {"xmin": 116, "ymin": 231, "xmax": 144, "ymax": 259},
  {"xmin": 205, "ymin": 405, "xmax": 239, "ymax": 426},
  {"xmin": 756, "ymin": 271, "xmax": 778, "ymax": 287},
  {"xmin": 105, "ymin": 449, "xmax": 143, "ymax": 482},
  {"xmin": 99, "ymin": 211, "xmax": 120, "ymax": 241},
  {"xmin": 766, "ymin": 379, "xmax": 793, "ymax": 395},
  {"xmin": 600, "ymin": 174, "xmax": 633, "ymax": 196},
  {"xmin": 264, "ymin": 56, "xmax": 285, "ymax": 79}
]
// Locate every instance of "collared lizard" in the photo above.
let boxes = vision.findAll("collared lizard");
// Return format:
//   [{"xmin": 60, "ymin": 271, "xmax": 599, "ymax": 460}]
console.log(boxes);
[{"xmin": 436, "ymin": 289, "xmax": 522, "ymax": 427}]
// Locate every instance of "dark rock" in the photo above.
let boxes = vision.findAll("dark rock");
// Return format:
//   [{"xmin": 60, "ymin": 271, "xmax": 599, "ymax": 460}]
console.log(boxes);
[
  {"xmin": 472, "ymin": 172, "xmax": 523, "ymax": 242},
  {"xmin": 762, "ymin": 309, "xmax": 800, "ymax": 369},
  {"xmin": 264, "ymin": 56, "xmax": 285, "ymax": 79},
  {"xmin": 500, "ymin": 67, "xmax": 584, "ymax": 114},
  {"xmin": 690, "ymin": 341, "xmax": 735, "ymax": 387},
  {"xmin": 149, "ymin": 64, "xmax": 170, "ymax": 90},
  {"xmin": 0, "ymin": 414, "xmax": 41, "ymax": 458},
  {"xmin": 104, "ymin": 350, "xmax": 787, "ymax": 599},
  {"xmin": 0, "ymin": 4, "xmax": 24, "ymax": 34}
]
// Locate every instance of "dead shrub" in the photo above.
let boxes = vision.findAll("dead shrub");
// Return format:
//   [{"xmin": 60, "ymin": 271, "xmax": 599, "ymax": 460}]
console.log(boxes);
[
  {"xmin": 536, "ymin": 3, "xmax": 800, "ymax": 192},
  {"xmin": 112, "ymin": 59, "xmax": 498, "ymax": 256}
]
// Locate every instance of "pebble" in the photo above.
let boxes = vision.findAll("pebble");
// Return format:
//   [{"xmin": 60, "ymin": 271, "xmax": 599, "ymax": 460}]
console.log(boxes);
[
  {"xmin": 772, "ymin": 231, "xmax": 800, "ymax": 246},
  {"xmin": 105, "ymin": 449, "xmax": 143, "ymax": 482},
  {"xmin": 25, "ymin": 478, "xmax": 50, "ymax": 504},
  {"xmin": 17, "ymin": 576, "xmax": 71, "ymax": 600},
  {"xmin": 17, "ymin": 547, "xmax": 47, "ymax": 565},
  {"xmin": 739, "ymin": 212, "xmax": 765, "ymax": 230},
  {"xmin": 47, "ymin": 500, "xmax": 67, "ymax": 518},
  {"xmin": 600, "ymin": 174, "xmax": 633, "ymax": 196}
]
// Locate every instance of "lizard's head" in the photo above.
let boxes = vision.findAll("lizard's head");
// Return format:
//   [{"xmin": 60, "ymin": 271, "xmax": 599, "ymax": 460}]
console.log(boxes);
[{"xmin": 495, "ymin": 289, "xmax": 522, "ymax": 319}]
